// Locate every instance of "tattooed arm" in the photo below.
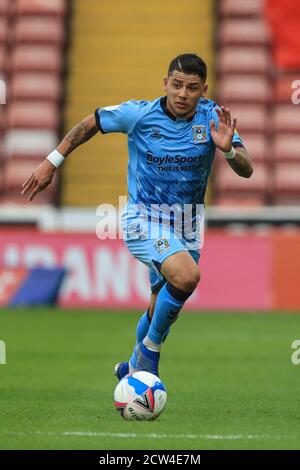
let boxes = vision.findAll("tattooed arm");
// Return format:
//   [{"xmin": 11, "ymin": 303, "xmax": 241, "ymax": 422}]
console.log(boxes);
[
  {"xmin": 57, "ymin": 114, "xmax": 98, "ymax": 157},
  {"xmin": 21, "ymin": 114, "xmax": 99, "ymax": 201}
]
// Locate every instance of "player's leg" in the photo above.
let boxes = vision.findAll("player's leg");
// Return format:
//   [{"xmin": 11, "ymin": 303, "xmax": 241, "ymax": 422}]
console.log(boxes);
[
  {"xmin": 135, "ymin": 288, "xmax": 171, "ymax": 344},
  {"xmin": 113, "ymin": 241, "xmax": 165, "ymax": 380},
  {"xmin": 135, "ymin": 292, "xmax": 157, "ymax": 344},
  {"xmin": 114, "ymin": 289, "xmax": 170, "ymax": 380},
  {"xmin": 143, "ymin": 251, "xmax": 200, "ymax": 347},
  {"xmin": 115, "ymin": 233, "xmax": 199, "ymax": 377},
  {"xmin": 130, "ymin": 250, "xmax": 200, "ymax": 375},
  {"xmin": 134, "ymin": 264, "xmax": 164, "ymax": 346}
]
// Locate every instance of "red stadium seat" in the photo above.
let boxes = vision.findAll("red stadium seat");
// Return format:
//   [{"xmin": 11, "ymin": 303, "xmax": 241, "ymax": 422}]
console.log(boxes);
[
  {"xmin": 219, "ymin": 19, "xmax": 270, "ymax": 46},
  {"xmin": 274, "ymin": 76, "xmax": 300, "ymax": 103},
  {"xmin": 214, "ymin": 159, "xmax": 267, "ymax": 194},
  {"xmin": 10, "ymin": 45, "xmax": 63, "ymax": 73},
  {"xmin": 14, "ymin": 0, "xmax": 66, "ymax": 17},
  {"xmin": 13, "ymin": 17, "xmax": 65, "ymax": 45},
  {"xmin": 218, "ymin": 47, "xmax": 270, "ymax": 75},
  {"xmin": 273, "ymin": 105, "xmax": 300, "ymax": 133},
  {"xmin": 0, "ymin": 17, "xmax": 8, "ymax": 43},
  {"xmin": 241, "ymin": 134, "xmax": 268, "ymax": 162},
  {"xmin": 7, "ymin": 102, "xmax": 59, "ymax": 129},
  {"xmin": 4, "ymin": 129, "xmax": 58, "ymax": 158},
  {"xmin": 10, "ymin": 73, "xmax": 62, "ymax": 101},
  {"xmin": 220, "ymin": 0, "xmax": 263, "ymax": 17},
  {"xmin": 0, "ymin": 0, "xmax": 10, "ymax": 16},
  {"xmin": 218, "ymin": 75, "xmax": 271, "ymax": 103},
  {"xmin": 273, "ymin": 135, "xmax": 300, "ymax": 162},
  {"xmin": 274, "ymin": 163, "xmax": 300, "ymax": 194},
  {"xmin": 219, "ymin": 105, "xmax": 270, "ymax": 133}
]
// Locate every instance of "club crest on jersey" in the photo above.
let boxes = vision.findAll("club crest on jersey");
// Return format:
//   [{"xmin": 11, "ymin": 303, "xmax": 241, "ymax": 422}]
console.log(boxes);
[
  {"xmin": 154, "ymin": 238, "xmax": 170, "ymax": 253},
  {"xmin": 192, "ymin": 125, "xmax": 207, "ymax": 143}
]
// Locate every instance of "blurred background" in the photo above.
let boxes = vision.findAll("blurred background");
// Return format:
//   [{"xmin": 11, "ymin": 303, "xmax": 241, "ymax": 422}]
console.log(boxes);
[{"xmin": 0, "ymin": 0, "xmax": 299, "ymax": 311}]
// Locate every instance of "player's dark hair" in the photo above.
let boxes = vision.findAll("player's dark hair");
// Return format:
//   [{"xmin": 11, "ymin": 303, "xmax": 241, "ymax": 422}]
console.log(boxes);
[{"xmin": 168, "ymin": 53, "xmax": 207, "ymax": 83}]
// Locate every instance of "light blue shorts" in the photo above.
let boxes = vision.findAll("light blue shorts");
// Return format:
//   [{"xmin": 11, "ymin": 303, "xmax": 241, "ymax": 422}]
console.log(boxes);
[{"xmin": 124, "ymin": 233, "xmax": 200, "ymax": 294}]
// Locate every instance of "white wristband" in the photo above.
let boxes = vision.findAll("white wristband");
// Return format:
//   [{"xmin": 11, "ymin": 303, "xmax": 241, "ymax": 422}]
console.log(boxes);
[
  {"xmin": 223, "ymin": 147, "xmax": 236, "ymax": 160},
  {"xmin": 46, "ymin": 149, "xmax": 65, "ymax": 168}
]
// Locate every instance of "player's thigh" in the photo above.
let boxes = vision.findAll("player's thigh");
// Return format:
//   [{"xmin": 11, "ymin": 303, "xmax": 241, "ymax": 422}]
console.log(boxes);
[
  {"xmin": 161, "ymin": 251, "xmax": 200, "ymax": 292},
  {"xmin": 125, "ymin": 234, "xmax": 189, "ymax": 289}
]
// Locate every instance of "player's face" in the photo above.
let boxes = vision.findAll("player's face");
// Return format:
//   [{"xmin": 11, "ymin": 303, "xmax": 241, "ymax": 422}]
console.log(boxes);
[{"xmin": 163, "ymin": 71, "xmax": 208, "ymax": 119}]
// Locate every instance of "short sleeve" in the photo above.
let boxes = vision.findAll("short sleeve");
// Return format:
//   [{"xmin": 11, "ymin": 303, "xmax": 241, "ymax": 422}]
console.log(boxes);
[
  {"xmin": 94, "ymin": 100, "xmax": 145, "ymax": 135},
  {"xmin": 210, "ymin": 106, "xmax": 245, "ymax": 149}
]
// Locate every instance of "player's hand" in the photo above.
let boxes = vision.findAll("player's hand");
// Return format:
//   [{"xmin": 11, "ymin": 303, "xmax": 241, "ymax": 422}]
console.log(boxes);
[
  {"xmin": 210, "ymin": 106, "xmax": 237, "ymax": 152},
  {"xmin": 21, "ymin": 159, "xmax": 56, "ymax": 201}
]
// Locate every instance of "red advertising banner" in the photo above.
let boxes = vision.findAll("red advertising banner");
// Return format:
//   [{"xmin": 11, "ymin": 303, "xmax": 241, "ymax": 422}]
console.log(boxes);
[
  {"xmin": 272, "ymin": 234, "xmax": 300, "ymax": 311},
  {"xmin": 0, "ymin": 230, "xmax": 298, "ymax": 311}
]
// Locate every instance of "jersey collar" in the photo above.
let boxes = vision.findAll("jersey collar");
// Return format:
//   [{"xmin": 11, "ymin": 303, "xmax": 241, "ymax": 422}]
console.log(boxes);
[{"xmin": 160, "ymin": 96, "xmax": 196, "ymax": 123}]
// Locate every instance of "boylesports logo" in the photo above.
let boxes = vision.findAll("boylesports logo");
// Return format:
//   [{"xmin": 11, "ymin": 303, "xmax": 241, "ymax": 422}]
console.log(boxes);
[{"xmin": 146, "ymin": 151, "xmax": 203, "ymax": 166}]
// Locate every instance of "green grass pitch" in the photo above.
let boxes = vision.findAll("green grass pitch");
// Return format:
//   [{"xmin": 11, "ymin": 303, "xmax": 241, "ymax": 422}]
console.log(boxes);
[{"xmin": 1, "ymin": 308, "xmax": 300, "ymax": 450}]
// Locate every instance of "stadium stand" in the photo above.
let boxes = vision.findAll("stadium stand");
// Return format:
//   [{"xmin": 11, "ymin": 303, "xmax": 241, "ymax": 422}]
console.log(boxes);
[
  {"xmin": 0, "ymin": 0, "xmax": 67, "ymax": 205},
  {"xmin": 264, "ymin": 0, "xmax": 300, "ymax": 205},
  {"xmin": 215, "ymin": 0, "xmax": 300, "ymax": 206},
  {"xmin": 215, "ymin": 0, "xmax": 271, "ymax": 206}
]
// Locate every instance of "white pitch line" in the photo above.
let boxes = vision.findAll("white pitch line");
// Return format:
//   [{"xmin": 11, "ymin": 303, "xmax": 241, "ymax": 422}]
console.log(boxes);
[{"xmin": 5, "ymin": 431, "xmax": 293, "ymax": 440}]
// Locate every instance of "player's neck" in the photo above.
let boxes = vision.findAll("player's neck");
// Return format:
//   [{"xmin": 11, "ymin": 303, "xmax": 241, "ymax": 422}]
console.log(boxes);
[{"xmin": 165, "ymin": 97, "xmax": 196, "ymax": 121}]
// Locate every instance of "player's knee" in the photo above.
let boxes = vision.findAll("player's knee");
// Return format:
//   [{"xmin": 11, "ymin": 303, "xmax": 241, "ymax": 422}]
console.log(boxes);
[
  {"xmin": 182, "ymin": 270, "xmax": 200, "ymax": 292},
  {"xmin": 170, "ymin": 268, "xmax": 200, "ymax": 293}
]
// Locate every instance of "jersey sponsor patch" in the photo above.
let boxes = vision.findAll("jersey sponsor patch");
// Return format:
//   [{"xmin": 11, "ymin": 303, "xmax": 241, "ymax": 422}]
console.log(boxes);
[{"xmin": 192, "ymin": 125, "xmax": 207, "ymax": 143}]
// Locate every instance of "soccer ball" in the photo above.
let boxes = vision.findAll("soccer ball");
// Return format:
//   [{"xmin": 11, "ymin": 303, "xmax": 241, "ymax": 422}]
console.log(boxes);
[{"xmin": 113, "ymin": 371, "xmax": 167, "ymax": 421}]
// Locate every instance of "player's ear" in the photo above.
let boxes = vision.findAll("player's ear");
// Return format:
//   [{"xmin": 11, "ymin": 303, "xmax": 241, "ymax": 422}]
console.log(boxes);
[
  {"xmin": 163, "ymin": 77, "xmax": 168, "ymax": 92},
  {"xmin": 202, "ymin": 84, "xmax": 208, "ymax": 97}
]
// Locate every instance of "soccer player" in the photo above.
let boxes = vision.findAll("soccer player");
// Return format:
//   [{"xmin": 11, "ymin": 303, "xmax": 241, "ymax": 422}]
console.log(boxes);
[{"xmin": 21, "ymin": 53, "xmax": 253, "ymax": 379}]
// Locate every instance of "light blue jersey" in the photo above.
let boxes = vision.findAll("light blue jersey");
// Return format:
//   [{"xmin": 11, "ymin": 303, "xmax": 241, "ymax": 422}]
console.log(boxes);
[
  {"xmin": 95, "ymin": 96, "xmax": 243, "ymax": 216},
  {"xmin": 95, "ymin": 96, "xmax": 244, "ymax": 291}
]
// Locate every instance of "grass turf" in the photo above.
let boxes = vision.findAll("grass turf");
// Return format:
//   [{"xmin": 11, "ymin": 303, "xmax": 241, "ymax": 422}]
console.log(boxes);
[{"xmin": 1, "ymin": 308, "xmax": 300, "ymax": 450}]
